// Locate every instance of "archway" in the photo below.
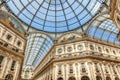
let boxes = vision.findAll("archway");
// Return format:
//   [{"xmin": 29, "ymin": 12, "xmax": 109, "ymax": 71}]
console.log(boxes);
[
  {"xmin": 96, "ymin": 76, "xmax": 102, "ymax": 80},
  {"xmin": 5, "ymin": 74, "xmax": 13, "ymax": 80},
  {"xmin": 81, "ymin": 76, "xmax": 90, "ymax": 80},
  {"xmin": 68, "ymin": 77, "xmax": 76, "ymax": 80},
  {"xmin": 106, "ymin": 77, "xmax": 111, "ymax": 80},
  {"xmin": 57, "ymin": 77, "xmax": 63, "ymax": 80},
  {"xmin": 115, "ymin": 77, "xmax": 120, "ymax": 80}
]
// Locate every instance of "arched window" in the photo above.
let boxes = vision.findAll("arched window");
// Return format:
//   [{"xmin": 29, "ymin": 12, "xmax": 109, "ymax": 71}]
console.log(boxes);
[
  {"xmin": 115, "ymin": 77, "xmax": 119, "ymax": 80},
  {"xmin": 57, "ymin": 77, "xmax": 63, "ymax": 80},
  {"xmin": 90, "ymin": 45, "xmax": 94, "ymax": 50},
  {"xmin": 106, "ymin": 77, "xmax": 111, "ymax": 80},
  {"xmin": 5, "ymin": 74, "xmax": 13, "ymax": 80},
  {"xmin": 6, "ymin": 34, "xmax": 12, "ymax": 41},
  {"xmin": 17, "ymin": 41, "xmax": 22, "ymax": 47},
  {"xmin": 68, "ymin": 77, "xmax": 76, "ymax": 80},
  {"xmin": 81, "ymin": 76, "xmax": 90, "ymax": 80},
  {"xmin": 96, "ymin": 76, "xmax": 102, "ymax": 80},
  {"xmin": 11, "ymin": 60, "xmax": 16, "ymax": 71},
  {"xmin": 106, "ymin": 49, "xmax": 109, "ymax": 53},
  {"xmin": 98, "ymin": 47, "xmax": 102, "ymax": 52},
  {"xmin": 0, "ymin": 56, "xmax": 4, "ymax": 65}
]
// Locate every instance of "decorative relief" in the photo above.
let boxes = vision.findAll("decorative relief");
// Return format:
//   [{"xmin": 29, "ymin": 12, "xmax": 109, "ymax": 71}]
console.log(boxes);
[
  {"xmin": 67, "ymin": 47, "xmax": 72, "ymax": 52},
  {"xmin": 77, "ymin": 45, "xmax": 83, "ymax": 50},
  {"xmin": 57, "ymin": 48, "xmax": 62, "ymax": 54}
]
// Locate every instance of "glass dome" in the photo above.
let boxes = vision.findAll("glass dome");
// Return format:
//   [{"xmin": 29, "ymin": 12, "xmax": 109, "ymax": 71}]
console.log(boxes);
[{"xmin": 6, "ymin": 0, "xmax": 103, "ymax": 32}]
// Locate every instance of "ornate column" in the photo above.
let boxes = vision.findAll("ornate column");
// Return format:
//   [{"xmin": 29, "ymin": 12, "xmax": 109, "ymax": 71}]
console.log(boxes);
[
  {"xmin": 101, "ymin": 63, "xmax": 106, "ymax": 80},
  {"xmin": 13, "ymin": 61, "xmax": 20, "ymax": 80},
  {"xmin": 85, "ymin": 62, "xmax": 93, "ymax": 80}
]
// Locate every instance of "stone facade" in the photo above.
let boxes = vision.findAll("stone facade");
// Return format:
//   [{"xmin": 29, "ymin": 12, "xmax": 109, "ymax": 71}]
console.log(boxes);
[
  {"xmin": 33, "ymin": 33, "xmax": 120, "ymax": 80},
  {"xmin": 0, "ymin": 11, "xmax": 26, "ymax": 80}
]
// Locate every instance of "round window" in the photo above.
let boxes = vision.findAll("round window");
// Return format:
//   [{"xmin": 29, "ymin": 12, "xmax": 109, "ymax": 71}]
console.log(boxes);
[
  {"xmin": 67, "ymin": 47, "xmax": 72, "ymax": 52},
  {"xmin": 78, "ymin": 45, "xmax": 83, "ymax": 50},
  {"xmin": 57, "ymin": 48, "xmax": 62, "ymax": 53}
]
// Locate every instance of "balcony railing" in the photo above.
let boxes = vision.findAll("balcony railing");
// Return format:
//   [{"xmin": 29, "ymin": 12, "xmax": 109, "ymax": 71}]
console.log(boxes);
[{"xmin": 55, "ymin": 51, "xmax": 120, "ymax": 62}]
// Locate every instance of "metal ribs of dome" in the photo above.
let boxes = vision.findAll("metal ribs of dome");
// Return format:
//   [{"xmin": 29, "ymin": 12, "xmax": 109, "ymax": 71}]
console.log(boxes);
[{"xmin": 6, "ymin": 0, "xmax": 103, "ymax": 33}]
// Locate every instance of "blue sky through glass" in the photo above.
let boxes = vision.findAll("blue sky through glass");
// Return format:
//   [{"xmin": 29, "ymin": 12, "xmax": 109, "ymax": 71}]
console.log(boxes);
[{"xmin": 6, "ymin": 0, "xmax": 103, "ymax": 32}]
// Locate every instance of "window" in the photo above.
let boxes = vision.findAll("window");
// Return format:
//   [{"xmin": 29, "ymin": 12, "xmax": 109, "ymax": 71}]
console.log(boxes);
[
  {"xmin": 90, "ymin": 45, "xmax": 94, "ymax": 50},
  {"xmin": 68, "ymin": 77, "xmax": 76, "ymax": 80},
  {"xmin": 67, "ymin": 47, "xmax": 72, "ymax": 52},
  {"xmin": 115, "ymin": 77, "xmax": 119, "ymax": 80},
  {"xmin": 11, "ymin": 60, "xmax": 16, "ymax": 71},
  {"xmin": 112, "ymin": 66, "xmax": 117, "ymax": 74},
  {"xmin": 17, "ymin": 41, "xmax": 22, "ymax": 47},
  {"xmin": 98, "ymin": 47, "xmax": 102, "ymax": 52},
  {"xmin": 69, "ymin": 64, "xmax": 73, "ymax": 73},
  {"xmin": 81, "ymin": 76, "xmax": 90, "ymax": 80},
  {"xmin": 0, "ymin": 56, "xmax": 4, "ymax": 64},
  {"xmin": 106, "ymin": 49, "xmax": 109, "ymax": 53},
  {"xmin": 113, "ymin": 50, "xmax": 116, "ymax": 54},
  {"xmin": 78, "ymin": 45, "xmax": 83, "ymax": 50},
  {"xmin": 95, "ymin": 63, "xmax": 99, "ymax": 72},
  {"xmin": 5, "ymin": 74, "xmax": 13, "ymax": 80},
  {"xmin": 96, "ymin": 76, "xmax": 102, "ymax": 80},
  {"xmin": 0, "ymin": 56, "xmax": 4, "ymax": 67},
  {"xmin": 57, "ymin": 48, "xmax": 62, "ymax": 54},
  {"xmin": 104, "ymin": 65, "xmax": 108, "ymax": 73},
  {"xmin": 0, "ymin": 28, "xmax": 1, "ymax": 33},
  {"xmin": 6, "ymin": 34, "xmax": 12, "ymax": 41},
  {"xmin": 106, "ymin": 77, "xmax": 111, "ymax": 80},
  {"xmin": 57, "ymin": 77, "xmax": 63, "ymax": 80},
  {"xmin": 81, "ymin": 63, "xmax": 86, "ymax": 73},
  {"xmin": 58, "ymin": 65, "xmax": 62, "ymax": 74}
]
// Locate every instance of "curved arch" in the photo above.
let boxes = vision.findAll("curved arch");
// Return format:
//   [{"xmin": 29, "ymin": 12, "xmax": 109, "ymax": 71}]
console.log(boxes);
[
  {"xmin": 106, "ymin": 76, "xmax": 111, "ymax": 80},
  {"xmin": 57, "ymin": 77, "xmax": 63, "ymax": 80},
  {"xmin": 86, "ymin": 14, "xmax": 120, "ymax": 45},
  {"xmin": 96, "ymin": 76, "xmax": 102, "ymax": 80},
  {"xmin": 58, "ymin": 32, "xmax": 82, "ymax": 43},
  {"xmin": 68, "ymin": 77, "xmax": 76, "ymax": 80},
  {"xmin": 5, "ymin": 74, "xmax": 13, "ymax": 80},
  {"xmin": 81, "ymin": 76, "xmax": 90, "ymax": 80},
  {"xmin": 24, "ymin": 33, "xmax": 54, "ymax": 68},
  {"xmin": 115, "ymin": 77, "xmax": 120, "ymax": 80}
]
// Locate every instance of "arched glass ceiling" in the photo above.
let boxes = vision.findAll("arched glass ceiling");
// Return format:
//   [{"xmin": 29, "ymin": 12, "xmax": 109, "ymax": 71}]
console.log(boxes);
[
  {"xmin": 87, "ymin": 14, "xmax": 120, "ymax": 45},
  {"xmin": 6, "ymin": 0, "xmax": 104, "ymax": 32},
  {"xmin": 24, "ymin": 33, "xmax": 54, "ymax": 68}
]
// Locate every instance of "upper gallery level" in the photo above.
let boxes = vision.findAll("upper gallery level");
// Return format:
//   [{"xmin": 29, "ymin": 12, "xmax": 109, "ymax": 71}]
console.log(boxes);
[{"xmin": 33, "ymin": 33, "xmax": 120, "ymax": 78}]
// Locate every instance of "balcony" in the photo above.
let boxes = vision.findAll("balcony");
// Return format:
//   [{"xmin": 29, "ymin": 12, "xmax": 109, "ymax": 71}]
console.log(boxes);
[{"xmin": 54, "ymin": 51, "xmax": 120, "ymax": 62}]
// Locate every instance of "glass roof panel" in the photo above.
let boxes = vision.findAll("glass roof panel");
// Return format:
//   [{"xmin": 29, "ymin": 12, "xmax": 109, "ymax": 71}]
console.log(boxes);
[
  {"xmin": 87, "ymin": 14, "xmax": 120, "ymax": 45},
  {"xmin": 24, "ymin": 33, "xmax": 54, "ymax": 68},
  {"xmin": 6, "ymin": 0, "xmax": 103, "ymax": 32}
]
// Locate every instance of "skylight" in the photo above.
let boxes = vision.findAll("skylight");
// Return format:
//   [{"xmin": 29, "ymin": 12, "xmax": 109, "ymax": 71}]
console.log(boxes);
[{"xmin": 6, "ymin": 0, "xmax": 103, "ymax": 32}]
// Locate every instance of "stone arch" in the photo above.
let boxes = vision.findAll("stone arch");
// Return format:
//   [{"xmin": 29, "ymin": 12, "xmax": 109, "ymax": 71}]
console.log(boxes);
[
  {"xmin": 115, "ymin": 77, "xmax": 120, "ymax": 80},
  {"xmin": 57, "ymin": 77, "xmax": 63, "ymax": 80},
  {"xmin": 68, "ymin": 76, "xmax": 76, "ymax": 80},
  {"xmin": 106, "ymin": 76, "xmax": 111, "ymax": 80},
  {"xmin": 81, "ymin": 76, "xmax": 90, "ymax": 80},
  {"xmin": 96, "ymin": 76, "xmax": 102, "ymax": 80},
  {"xmin": 5, "ymin": 74, "xmax": 13, "ymax": 80}
]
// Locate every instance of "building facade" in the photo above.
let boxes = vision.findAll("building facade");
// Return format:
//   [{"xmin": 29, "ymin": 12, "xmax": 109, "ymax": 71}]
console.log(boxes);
[
  {"xmin": 0, "ymin": 11, "xmax": 26, "ymax": 80},
  {"xmin": 33, "ymin": 33, "xmax": 120, "ymax": 80}
]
